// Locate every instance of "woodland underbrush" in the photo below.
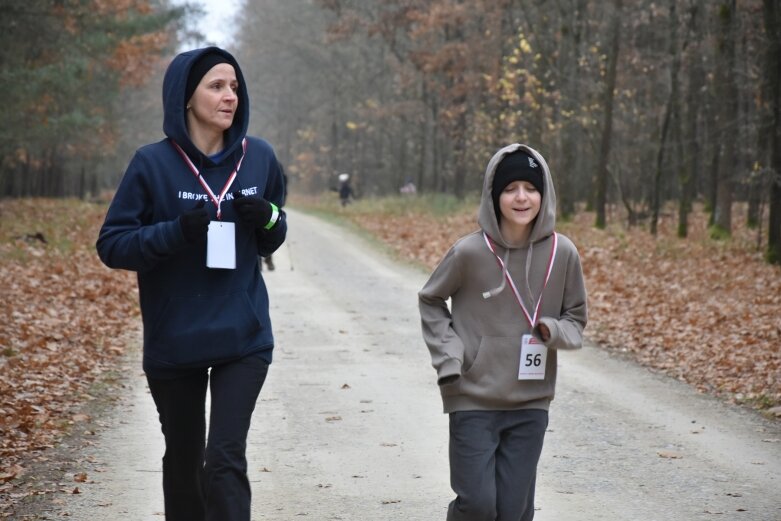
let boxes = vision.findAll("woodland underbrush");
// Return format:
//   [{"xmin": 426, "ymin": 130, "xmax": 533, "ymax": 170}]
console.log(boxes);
[
  {"xmin": 0, "ymin": 195, "xmax": 778, "ymax": 514},
  {"xmin": 293, "ymin": 193, "xmax": 781, "ymax": 416}
]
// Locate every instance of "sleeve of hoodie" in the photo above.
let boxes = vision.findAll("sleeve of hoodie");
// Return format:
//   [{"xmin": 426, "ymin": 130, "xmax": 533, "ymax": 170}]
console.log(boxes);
[
  {"xmin": 96, "ymin": 152, "xmax": 189, "ymax": 272},
  {"xmin": 255, "ymin": 152, "xmax": 287, "ymax": 257},
  {"xmin": 418, "ymin": 245, "xmax": 466, "ymax": 385},
  {"xmin": 534, "ymin": 243, "xmax": 588, "ymax": 350}
]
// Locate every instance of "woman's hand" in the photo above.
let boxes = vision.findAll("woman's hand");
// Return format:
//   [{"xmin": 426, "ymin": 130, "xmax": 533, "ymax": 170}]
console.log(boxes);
[
  {"xmin": 179, "ymin": 200, "xmax": 209, "ymax": 242},
  {"xmin": 232, "ymin": 192, "xmax": 273, "ymax": 229}
]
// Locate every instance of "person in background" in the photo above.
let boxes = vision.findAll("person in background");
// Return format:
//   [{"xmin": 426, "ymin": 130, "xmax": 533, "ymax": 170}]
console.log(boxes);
[
  {"xmin": 338, "ymin": 172, "xmax": 353, "ymax": 206},
  {"xmin": 418, "ymin": 144, "xmax": 587, "ymax": 521},
  {"xmin": 400, "ymin": 178, "xmax": 417, "ymax": 195},
  {"xmin": 96, "ymin": 46, "xmax": 287, "ymax": 521}
]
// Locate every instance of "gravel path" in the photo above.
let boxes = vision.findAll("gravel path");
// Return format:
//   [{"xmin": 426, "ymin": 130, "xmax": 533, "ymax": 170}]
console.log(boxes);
[{"xmin": 19, "ymin": 208, "xmax": 780, "ymax": 520}]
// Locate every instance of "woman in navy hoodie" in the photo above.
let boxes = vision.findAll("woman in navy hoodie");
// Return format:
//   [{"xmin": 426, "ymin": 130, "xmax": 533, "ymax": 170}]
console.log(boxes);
[{"xmin": 97, "ymin": 47, "xmax": 286, "ymax": 520}]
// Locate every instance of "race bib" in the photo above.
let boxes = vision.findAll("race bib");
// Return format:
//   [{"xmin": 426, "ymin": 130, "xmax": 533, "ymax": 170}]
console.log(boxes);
[
  {"xmin": 206, "ymin": 221, "xmax": 236, "ymax": 269},
  {"xmin": 518, "ymin": 334, "xmax": 547, "ymax": 380}
]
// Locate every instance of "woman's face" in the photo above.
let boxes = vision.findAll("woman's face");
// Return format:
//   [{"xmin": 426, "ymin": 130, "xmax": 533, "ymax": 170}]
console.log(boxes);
[{"xmin": 186, "ymin": 63, "xmax": 239, "ymax": 136}]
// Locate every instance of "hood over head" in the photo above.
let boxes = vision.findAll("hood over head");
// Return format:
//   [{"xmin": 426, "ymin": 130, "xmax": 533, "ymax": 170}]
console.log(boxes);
[
  {"xmin": 477, "ymin": 143, "xmax": 557, "ymax": 300},
  {"xmin": 478, "ymin": 143, "xmax": 556, "ymax": 249},
  {"xmin": 162, "ymin": 46, "xmax": 249, "ymax": 163},
  {"xmin": 491, "ymin": 150, "xmax": 545, "ymax": 222}
]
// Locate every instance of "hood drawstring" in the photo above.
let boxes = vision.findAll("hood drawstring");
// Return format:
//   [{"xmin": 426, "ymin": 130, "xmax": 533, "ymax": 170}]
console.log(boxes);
[
  {"xmin": 482, "ymin": 246, "xmax": 510, "ymax": 299},
  {"xmin": 482, "ymin": 242, "xmax": 536, "ymax": 309},
  {"xmin": 523, "ymin": 242, "xmax": 534, "ymax": 307}
]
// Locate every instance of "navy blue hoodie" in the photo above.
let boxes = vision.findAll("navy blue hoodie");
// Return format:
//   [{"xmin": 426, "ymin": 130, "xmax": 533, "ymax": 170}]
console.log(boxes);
[{"xmin": 97, "ymin": 47, "xmax": 287, "ymax": 377}]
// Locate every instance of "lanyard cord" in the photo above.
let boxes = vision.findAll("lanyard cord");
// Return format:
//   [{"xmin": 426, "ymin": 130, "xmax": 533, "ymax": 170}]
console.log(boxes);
[
  {"xmin": 483, "ymin": 232, "xmax": 558, "ymax": 328},
  {"xmin": 171, "ymin": 138, "xmax": 247, "ymax": 219}
]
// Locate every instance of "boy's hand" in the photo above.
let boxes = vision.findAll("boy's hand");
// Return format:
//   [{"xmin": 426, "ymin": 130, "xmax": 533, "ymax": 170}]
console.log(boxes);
[
  {"xmin": 536, "ymin": 323, "xmax": 551, "ymax": 342},
  {"xmin": 438, "ymin": 374, "xmax": 460, "ymax": 385}
]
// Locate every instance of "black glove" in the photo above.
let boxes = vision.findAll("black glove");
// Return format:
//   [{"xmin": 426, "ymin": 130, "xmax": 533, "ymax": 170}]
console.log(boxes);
[
  {"xmin": 232, "ymin": 192, "xmax": 273, "ymax": 229},
  {"xmin": 179, "ymin": 200, "xmax": 209, "ymax": 243}
]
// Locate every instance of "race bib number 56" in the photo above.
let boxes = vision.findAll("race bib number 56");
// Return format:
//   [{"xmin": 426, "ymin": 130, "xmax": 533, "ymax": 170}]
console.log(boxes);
[{"xmin": 518, "ymin": 334, "xmax": 547, "ymax": 380}]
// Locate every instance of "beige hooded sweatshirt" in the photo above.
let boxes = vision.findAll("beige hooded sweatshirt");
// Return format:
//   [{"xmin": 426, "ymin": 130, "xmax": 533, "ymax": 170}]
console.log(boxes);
[{"xmin": 419, "ymin": 143, "xmax": 588, "ymax": 413}]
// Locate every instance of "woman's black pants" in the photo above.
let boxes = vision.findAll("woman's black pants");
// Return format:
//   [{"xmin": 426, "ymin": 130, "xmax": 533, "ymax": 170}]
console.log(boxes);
[{"xmin": 147, "ymin": 355, "xmax": 269, "ymax": 521}]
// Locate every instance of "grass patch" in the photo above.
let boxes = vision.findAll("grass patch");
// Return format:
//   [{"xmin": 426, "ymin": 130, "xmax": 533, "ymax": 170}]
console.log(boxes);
[
  {"xmin": 0, "ymin": 198, "xmax": 100, "ymax": 260},
  {"xmin": 290, "ymin": 192, "xmax": 480, "ymax": 219},
  {"xmin": 708, "ymin": 224, "xmax": 731, "ymax": 241}
]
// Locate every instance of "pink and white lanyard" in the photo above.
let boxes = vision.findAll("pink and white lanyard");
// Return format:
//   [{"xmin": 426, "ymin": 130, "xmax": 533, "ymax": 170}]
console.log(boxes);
[
  {"xmin": 171, "ymin": 138, "xmax": 247, "ymax": 220},
  {"xmin": 483, "ymin": 231, "xmax": 558, "ymax": 328}
]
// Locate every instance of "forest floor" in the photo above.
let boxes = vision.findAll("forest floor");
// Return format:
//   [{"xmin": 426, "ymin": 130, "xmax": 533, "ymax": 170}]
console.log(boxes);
[
  {"xmin": 0, "ymin": 198, "xmax": 139, "ymax": 513},
  {"xmin": 295, "ymin": 193, "xmax": 781, "ymax": 416},
  {"xmin": 0, "ymin": 195, "xmax": 779, "ymax": 515}
]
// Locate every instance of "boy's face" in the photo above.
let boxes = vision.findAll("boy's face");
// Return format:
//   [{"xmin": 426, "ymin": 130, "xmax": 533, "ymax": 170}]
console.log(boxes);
[{"xmin": 498, "ymin": 180, "xmax": 542, "ymax": 230}]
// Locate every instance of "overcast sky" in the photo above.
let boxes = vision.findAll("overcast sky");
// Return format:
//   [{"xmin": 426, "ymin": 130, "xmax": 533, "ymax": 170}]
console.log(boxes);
[{"xmin": 182, "ymin": 0, "xmax": 242, "ymax": 48}]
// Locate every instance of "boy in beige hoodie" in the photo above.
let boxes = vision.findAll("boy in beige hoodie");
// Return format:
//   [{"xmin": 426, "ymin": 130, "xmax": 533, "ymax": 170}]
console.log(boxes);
[{"xmin": 419, "ymin": 144, "xmax": 587, "ymax": 520}]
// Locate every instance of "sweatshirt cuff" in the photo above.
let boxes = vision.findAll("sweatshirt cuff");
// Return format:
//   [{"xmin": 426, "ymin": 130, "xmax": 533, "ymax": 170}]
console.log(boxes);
[
  {"xmin": 165, "ymin": 219, "xmax": 189, "ymax": 250},
  {"xmin": 437, "ymin": 358, "xmax": 462, "ymax": 385},
  {"xmin": 535, "ymin": 317, "xmax": 561, "ymax": 348},
  {"xmin": 256, "ymin": 213, "xmax": 287, "ymax": 256}
]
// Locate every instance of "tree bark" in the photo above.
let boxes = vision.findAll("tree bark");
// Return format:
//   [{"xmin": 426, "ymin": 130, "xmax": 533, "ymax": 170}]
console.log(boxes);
[
  {"xmin": 765, "ymin": 0, "xmax": 781, "ymax": 264},
  {"xmin": 651, "ymin": 0, "xmax": 681, "ymax": 236},
  {"xmin": 417, "ymin": 80, "xmax": 428, "ymax": 192},
  {"xmin": 678, "ymin": 0, "xmax": 704, "ymax": 238},
  {"xmin": 595, "ymin": 0, "xmax": 621, "ymax": 229},
  {"xmin": 558, "ymin": 0, "xmax": 587, "ymax": 220},
  {"xmin": 712, "ymin": 0, "xmax": 738, "ymax": 237}
]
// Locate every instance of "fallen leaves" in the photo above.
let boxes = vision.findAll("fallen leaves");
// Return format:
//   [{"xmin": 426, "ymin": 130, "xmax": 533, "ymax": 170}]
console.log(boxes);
[
  {"xmin": 657, "ymin": 450, "xmax": 684, "ymax": 459},
  {"xmin": 0, "ymin": 198, "xmax": 139, "ymax": 512},
  {"xmin": 569, "ymin": 209, "xmax": 781, "ymax": 413},
  {"xmin": 1, "ymin": 196, "xmax": 779, "ymax": 516},
  {"xmin": 315, "ymin": 197, "xmax": 781, "ymax": 415},
  {"xmin": 0, "ymin": 466, "xmax": 22, "ymax": 485}
]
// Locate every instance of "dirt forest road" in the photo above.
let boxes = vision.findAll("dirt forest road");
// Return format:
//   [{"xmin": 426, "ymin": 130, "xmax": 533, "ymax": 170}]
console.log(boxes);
[{"xmin": 24, "ymin": 208, "xmax": 781, "ymax": 521}]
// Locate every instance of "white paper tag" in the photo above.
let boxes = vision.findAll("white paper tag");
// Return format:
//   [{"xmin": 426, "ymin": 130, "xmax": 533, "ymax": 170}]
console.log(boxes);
[
  {"xmin": 518, "ymin": 334, "xmax": 547, "ymax": 380},
  {"xmin": 206, "ymin": 221, "xmax": 236, "ymax": 269}
]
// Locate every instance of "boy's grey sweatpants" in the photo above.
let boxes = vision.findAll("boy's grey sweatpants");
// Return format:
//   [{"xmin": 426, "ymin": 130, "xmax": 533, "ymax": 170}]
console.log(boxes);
[{"xmin": 447, "ymin": 409, "xmax": 548, "ymax": 521}]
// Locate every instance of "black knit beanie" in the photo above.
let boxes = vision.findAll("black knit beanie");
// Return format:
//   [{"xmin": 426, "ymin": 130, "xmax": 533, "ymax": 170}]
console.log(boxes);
[
  {"xmin": 491, "ymin": 151, "xmax": 544, "ymax": 219},
  {"xmin": 185, "ymin": 51, "xmax": 232, "ymax": 105}
]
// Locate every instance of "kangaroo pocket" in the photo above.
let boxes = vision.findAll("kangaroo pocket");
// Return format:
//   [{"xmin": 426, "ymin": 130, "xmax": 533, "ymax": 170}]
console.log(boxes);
[
  {"xmin": 458, "ymin": 336, "xmax": 522, "ymax": 398},
  {"xmin": 147, "ymin": 291, "xmax": 261, "ymax": 367}
]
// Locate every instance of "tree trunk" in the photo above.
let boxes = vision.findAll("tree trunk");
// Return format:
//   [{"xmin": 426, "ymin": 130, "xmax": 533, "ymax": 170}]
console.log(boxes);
[
  {"xmin": 452, "ymin": 108, "xmax": 468, "ymax": 199},
  {"xmin": 558, "ymin": 0, "xmax": 587, "ymax": 220},
  {"xmin": 745, "ymin": 26, "xmax": 762, "ymax": 229},
  {"xmin": 432, "ymin": 100, "xmax": 442, "ymax": 193},
  {"xmin": 595, "ymin": 0, "xmax": 621, "ymax": 229},
  {"xmin": 678, "ymin": 0, "xmax": 704, "ymax": 238},
  {"xmin": 330, "ymin": 109, "xmax": 339, "ymax": 177},
  {"xmin": 765, "ymin": 0, "xmax": 781, "ymax": 264},
  {"xmin": 78, "ymin": 165, "xmax": 86, "ymax": 200},
  {"xmin": 747, "ymin": 173, "xmax": 762, "ymax": 229},
  {"xmin": 417, "ymin": 80, "xmax": 428, "ymax": 192},
  {"xmin": 712, "ymin": 0, "xmax": 738, "ymax": 237},
  {"xmin": 651, "ymin": 0, "xmax": 681, "ymax": 236}
]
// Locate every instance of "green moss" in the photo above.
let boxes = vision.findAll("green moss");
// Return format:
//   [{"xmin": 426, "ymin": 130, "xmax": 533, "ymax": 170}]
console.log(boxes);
[{"xmin": 708, "ymin": 224, "xmax": 731, "ymax": 241}]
